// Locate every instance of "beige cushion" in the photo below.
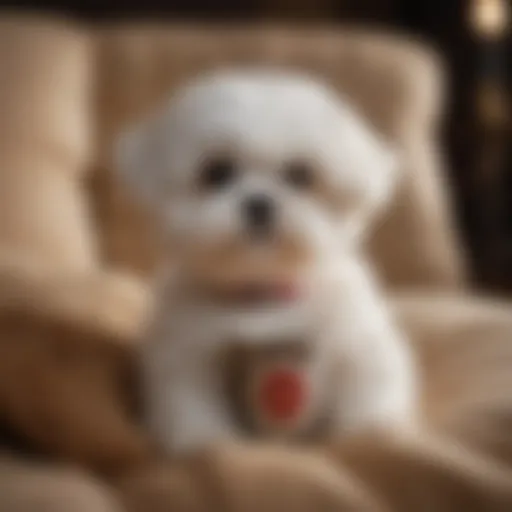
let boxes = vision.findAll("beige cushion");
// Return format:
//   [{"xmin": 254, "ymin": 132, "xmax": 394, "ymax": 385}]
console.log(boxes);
[{"xmin": 0, "ymin": 17, "xmax": 97, "ymax": 270}]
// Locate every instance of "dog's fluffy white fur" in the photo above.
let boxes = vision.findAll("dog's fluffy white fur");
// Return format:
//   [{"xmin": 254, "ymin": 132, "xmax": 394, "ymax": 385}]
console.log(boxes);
[{"xmin": 117, "ymin": 69, "xmax": 416, "ymax": 454}]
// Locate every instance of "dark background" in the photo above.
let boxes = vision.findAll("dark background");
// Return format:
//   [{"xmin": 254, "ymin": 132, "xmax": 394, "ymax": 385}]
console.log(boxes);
[{"xmin": 2, "ymin": 0, "xmax": 510, "ymax": 292}]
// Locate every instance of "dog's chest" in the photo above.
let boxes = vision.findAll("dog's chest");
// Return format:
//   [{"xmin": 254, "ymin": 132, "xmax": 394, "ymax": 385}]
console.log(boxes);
[{"xmin": 144, "ymin": 272, "xmax": 392, "ymax": 441}]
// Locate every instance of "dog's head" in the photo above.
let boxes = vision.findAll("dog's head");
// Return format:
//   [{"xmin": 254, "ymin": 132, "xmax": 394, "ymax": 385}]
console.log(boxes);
[{"xmin": 116, "ymin": 69, "xmax": 398, "ymax": 289}]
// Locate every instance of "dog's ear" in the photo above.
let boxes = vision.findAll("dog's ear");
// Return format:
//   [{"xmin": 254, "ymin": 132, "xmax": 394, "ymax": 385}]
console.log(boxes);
[
  {"xmin": 114, "ymin": 114, "xmax": 168, "ymax": 209},
  {"xmin": 356, "ymin": 136, "xmax": 400, "ymax": 227},
  {"xmin": 334, "ymin": 112, "xmax": 402, "ymax": 244}
]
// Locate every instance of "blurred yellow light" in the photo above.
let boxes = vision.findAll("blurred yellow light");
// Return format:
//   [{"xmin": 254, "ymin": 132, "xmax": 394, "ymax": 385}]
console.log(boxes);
[{"xmin": 469, "ymin": 0, "xmax": 510, "ymax": 38}]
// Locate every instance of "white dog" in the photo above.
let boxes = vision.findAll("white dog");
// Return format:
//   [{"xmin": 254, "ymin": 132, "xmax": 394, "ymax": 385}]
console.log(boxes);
[{"xmin": 116, "ymin": 69, "xmax": 417, "ymax": 454}]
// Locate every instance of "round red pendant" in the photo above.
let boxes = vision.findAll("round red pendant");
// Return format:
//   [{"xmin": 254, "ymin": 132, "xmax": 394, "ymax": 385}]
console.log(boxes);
[{"xmin": 258, "ymin": 368, "xmax": 306, "ymax": 423}]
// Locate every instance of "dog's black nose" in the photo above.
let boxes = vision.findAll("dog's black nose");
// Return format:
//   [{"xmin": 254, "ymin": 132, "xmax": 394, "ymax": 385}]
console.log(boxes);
[{"xmin": 243, "ymin": 195, "xmax": 275, "ymax": 233}]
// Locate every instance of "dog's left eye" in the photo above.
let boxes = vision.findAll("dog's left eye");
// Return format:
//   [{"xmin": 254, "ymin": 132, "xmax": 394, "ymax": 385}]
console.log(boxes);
[
  {"xmin": 199, "ymin": 157, "xmax": 237, "ymax": 190},
  {"xmin": 283, "ymin": 162, "xmax": 315, "ymax": 190}
]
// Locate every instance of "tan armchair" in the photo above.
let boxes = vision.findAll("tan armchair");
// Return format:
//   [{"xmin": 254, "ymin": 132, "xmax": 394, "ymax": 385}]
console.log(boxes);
[{"xmin": 1, "ymin": 14, "xmax": 512, "ymax": 512}]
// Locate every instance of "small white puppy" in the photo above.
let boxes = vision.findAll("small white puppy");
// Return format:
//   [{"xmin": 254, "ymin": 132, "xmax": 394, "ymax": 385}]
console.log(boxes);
[{"xmin": 117, "ymin": 69, "xmax": 416, "ymax": 454}]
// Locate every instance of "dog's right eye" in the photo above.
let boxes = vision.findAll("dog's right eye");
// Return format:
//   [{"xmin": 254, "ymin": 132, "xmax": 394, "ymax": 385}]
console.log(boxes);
[
  {"xmin": 283, "ymin": 161, "xmax": 315, "ymax": 190},
  {"xmin": 199, "ymin": 157, "xmax": 236, "ymax": 190}
]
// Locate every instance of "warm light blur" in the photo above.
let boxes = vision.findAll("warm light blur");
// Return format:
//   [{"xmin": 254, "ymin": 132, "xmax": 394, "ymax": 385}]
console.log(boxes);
[{"xmin": 469, "ymin": 0, "xmax": 510, "ymax": 38}]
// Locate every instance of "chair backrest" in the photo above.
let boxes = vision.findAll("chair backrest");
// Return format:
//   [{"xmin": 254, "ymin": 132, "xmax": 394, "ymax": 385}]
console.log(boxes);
[{"xmin": 89, "ymin": 24, "xmax": 467, "ymax": 289}]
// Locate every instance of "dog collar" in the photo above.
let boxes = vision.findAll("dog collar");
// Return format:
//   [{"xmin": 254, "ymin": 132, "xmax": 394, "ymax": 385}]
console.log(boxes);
[{"xmin": 221, "ymin": 282, "xmax": 305, "ymax": 305}]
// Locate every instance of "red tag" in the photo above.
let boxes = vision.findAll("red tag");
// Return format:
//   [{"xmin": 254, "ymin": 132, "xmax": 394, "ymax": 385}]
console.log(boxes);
[{"xmin": 258, "ymin": 368, "xmax": 306, "ymax": 423}]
